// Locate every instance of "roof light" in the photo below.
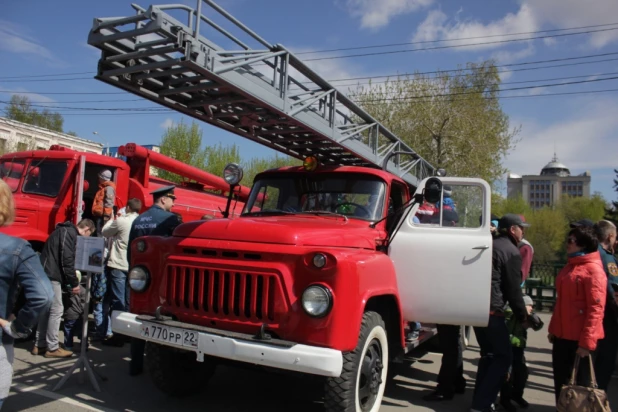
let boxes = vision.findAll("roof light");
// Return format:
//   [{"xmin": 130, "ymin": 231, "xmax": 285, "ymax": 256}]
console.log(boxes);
[{"xmin": 303, "ymin": 156, "xmax": 318, "ymax": 172}]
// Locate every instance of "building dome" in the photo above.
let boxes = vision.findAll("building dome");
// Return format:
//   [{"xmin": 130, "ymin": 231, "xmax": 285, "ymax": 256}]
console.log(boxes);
[{"xmin": 541, "ymin": 154, "xmax": 570, "ymax": 177}]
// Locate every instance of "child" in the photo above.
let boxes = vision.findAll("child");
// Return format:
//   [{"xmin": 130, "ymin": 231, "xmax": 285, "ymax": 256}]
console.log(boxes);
[
  {"xmin": 500, "ymin": 295, "xmax": 544, "ymax": 411},
  {"xmin": 63, "ymin": 271, "xmax": 88, "ymax": 350}
]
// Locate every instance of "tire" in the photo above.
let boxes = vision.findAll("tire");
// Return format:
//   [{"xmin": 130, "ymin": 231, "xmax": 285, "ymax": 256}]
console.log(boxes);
[
  {"xmin": 145, "ymin": 342, "xmax": 216, "ymax": 397},
  {"xmin": 324, "ymin": 311, "xmax": 388, "ymax": 412}
]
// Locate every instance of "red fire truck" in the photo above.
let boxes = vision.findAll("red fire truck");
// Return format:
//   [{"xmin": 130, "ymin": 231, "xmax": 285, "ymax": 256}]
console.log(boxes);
[
  {"xmin": 88, "ymin": 2, "xmax": 492, "ymax": 411},
  {"xmin": 0, "ymin": 142, "xmax": 251, "ymax": 248}
]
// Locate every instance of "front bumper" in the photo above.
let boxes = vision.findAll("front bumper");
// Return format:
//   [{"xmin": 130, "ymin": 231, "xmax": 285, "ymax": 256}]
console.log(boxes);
[{"xmin": 112, "ymin": 311, "xmax": 343, "ymax": 377}]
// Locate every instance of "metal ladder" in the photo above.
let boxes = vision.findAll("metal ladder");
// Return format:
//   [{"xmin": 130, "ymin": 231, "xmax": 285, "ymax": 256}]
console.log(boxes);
[{"xmin": 87, "ymin": 0, "xmax": 435, "ymax": 187}]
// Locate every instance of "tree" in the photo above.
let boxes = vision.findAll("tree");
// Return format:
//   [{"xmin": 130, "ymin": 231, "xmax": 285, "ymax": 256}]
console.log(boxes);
[
  {"xmin": 605, "ymin": 169, "xmax": 618, "ymax": 224},
  {"xmin": 66, "ymin": 131, "xmax": 78, "ymax": 137},
  {"xmin": 6, "ymin": 95, "xmax": 64, "ymax": 132},
  {"xmin": 157, "ymin": 119, "xmax": 208, "ymax": 183},
  {"xmin": 556, "ymin": 193, "xmax": 607, "ymax": 224},
  {"xmin": 350, "ymin": 61, "xmax": 520, "ymax": 187},
  {"xmin": 491, "ymin": 194, "xmax": 531, "ymax": 218},
  {"xmin": 525, "ymin": 207, "xmax": 568, "ymax": 263}
]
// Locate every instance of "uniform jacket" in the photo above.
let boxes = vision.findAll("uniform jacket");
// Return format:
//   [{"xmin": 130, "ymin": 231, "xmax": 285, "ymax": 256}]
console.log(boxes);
[
  {"xmin": 92, "ymin": 181, "xmax": 116, "ymax": 218},
  {"xmin": 548, "ymin": 251, "xmax": 606, "ymax": 351},
  {"xmin": 127, "ymin": 205, "xmax": 181, "ymax": 267},
  {"xmin": 0, "ymin": 234, "xmax": 53, "ymax": 344},
  {"xmin": 599, "ymin": 246, "xmax": 618, "ymax": 324},
  {"xmin": 102, "ymin": 212, "xmax": 139, "ymax": 271},
  {"xmin": 491, "ymin": 235, "xmax": 528, "ymax": 322},
  {"xmin": 40, "ymin": 222, "xmax": 80, "ymax": 289}
]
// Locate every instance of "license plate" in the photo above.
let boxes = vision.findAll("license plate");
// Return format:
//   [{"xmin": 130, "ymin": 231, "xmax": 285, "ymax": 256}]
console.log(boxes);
[{"xmin": 140, "ymin": 323, "xmax": 198, "ymax": 348}]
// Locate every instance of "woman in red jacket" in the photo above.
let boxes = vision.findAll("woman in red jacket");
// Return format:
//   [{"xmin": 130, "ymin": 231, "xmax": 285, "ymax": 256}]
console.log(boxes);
[{"xmin": 548, "ymin": 225, "xmax": 606, "ymax": 402}]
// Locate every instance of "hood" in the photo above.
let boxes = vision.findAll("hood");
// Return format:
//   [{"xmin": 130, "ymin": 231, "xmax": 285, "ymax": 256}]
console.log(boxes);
[
  {"xmin": 55, "ymin": 221, "xmax": 77, "ymax": 231},
  {"xmin": 11, "ymin": 196, "xmax": 40, "ymax": 228},
  {"xmin": 173, "ymin": 216, "xmax": 381, "ymax": 249}
]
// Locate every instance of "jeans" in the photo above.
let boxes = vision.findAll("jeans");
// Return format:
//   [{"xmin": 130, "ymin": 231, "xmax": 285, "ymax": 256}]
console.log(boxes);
[
  {"xmin": 0, "ymin": 344, "xmax": 14, "ymax": 410},
  {"xmin": 93, "ymin": 301, "xmax": 110, "ymax": 338},
  {"xmin": 63, "ymin": 318, "xmax": 83, "ymax": 349},
  {"xmin": 472, "ymin": 315, "xmax": 513, "ymax": 410},
  {"xmin": 35, "ymin": 281, "xmax": 63, "ymax": 351},
  {"xmin": 102, "ymin": 268, "xmax": 128, "ymax": 337}
]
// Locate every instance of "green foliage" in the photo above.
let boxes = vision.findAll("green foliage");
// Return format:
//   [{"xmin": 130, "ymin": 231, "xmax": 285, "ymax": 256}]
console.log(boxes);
[
  {"xmin": 604, "ymin": 169, "xmax": 618, "ymax": 224},
  {"xmin": 66, "ymin": 131, "xmax": 78, "ymax": 137},
  {"xmin": 156, "ymin": 118, "xmax": 300, "ymax": 188},
  {"xmin": 350, "ymin": 61, "xmax": 520, "ymax": 187},
  {"xmin": 157, "ymin": 119, "xmax": 208, "ymax": 183},
  {"xmin": 493, "ymin": 193, "xmax": 609, "ymax": 262},
  {"xmin": 6, "ymin": 95, "xmax": 64, "ymax": 132}
]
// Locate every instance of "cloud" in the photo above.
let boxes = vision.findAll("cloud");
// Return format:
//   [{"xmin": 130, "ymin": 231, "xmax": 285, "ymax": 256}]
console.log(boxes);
[
  {"xmin": 412, "ymin": 0, "xmax": 618, "ymax": 58},
  {"xmin": 160, "ymin": 118, "xmax": 174, "ymax": 129},
  {"xmin": 0, "ymin": 19, "xmax": 66, "ymax": 67},
  {"xmin": 341, "ymin": 0, "xmax": 434, "ymax": 31},
  {"xmin": 412, "ymin": 5, "xmax": 538, "ymax": 50},
  {"xmin": 490, "ymin": 44, "xmax": 536, "ymax": 65},
  {"xmin": 505, "ymin": 97, "xmax": 618, "ymax": 175}
]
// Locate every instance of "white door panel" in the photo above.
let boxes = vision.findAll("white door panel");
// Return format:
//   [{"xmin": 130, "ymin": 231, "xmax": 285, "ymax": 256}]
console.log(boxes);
[{"xmin": 389, "ymin": 177, "xmax": 492, "ymax": 327}]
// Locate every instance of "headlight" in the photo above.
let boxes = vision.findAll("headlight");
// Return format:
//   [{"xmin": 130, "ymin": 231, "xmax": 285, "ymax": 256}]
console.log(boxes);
[
  {"xmin": 223, "ymin": 163, "xmax": 244, "ymax": 186},
  {"xmin": 136, "ymin": 240, "xmax": 147, "ymax": 253},
  {"xmin": 129, "ymin": 266, "xmax": 150, "ymax": 292},
  {"xmin": 312, "ymin": 253, "xmax": 326, "ymax": 268},
  {"xmin": 301, "ymin": 285, "xmax": 332, "ymax": 317}
]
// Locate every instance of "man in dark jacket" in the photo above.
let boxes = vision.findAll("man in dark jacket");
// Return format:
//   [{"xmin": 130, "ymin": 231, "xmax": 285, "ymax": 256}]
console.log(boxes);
[
  {"xmin": 471, "ymin": 214, "xmax": 528, "ymax": 412},
  {"xmin": 33, "ymin": 219, "xmax": 94, "ymax": 358},
  {"xmin": 127, "ymin": 186, "xmax": 181, "ymax": 376}
]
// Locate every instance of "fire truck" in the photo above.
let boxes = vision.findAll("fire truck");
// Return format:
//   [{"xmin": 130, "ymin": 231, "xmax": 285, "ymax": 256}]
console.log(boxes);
[
  {"xmin": 88, "ymin": 1, "xmax": 492, "ymax": 410},
  {"xmin": 0, "ymin": 142, "xmax": 251, "ymax": 248}
]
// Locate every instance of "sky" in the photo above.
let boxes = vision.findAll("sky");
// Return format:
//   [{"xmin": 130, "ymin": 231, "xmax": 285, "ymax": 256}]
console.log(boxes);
[{"xmin": 1, "ymin": 0, "xmax": 617, "ymax": 202}]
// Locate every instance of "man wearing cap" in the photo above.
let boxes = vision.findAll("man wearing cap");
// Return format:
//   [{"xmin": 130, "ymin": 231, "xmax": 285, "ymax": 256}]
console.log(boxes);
[
  {"xmin": 127, "ymin": 185, "xmax": 181, "ymax": 376},
  {"xmin": 471, "ymin": 214, "xmax": 529, "ymax": 412},
  {"xmin": 592, "ymin": 220, "xmax": 618, "ymax": 391},
  {"xmin": 92, "ymin": 170, "xmax": 116, "ymax": 236}
]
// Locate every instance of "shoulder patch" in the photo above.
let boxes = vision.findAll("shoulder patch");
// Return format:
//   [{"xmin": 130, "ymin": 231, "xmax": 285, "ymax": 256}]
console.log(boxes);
[{"xmin": 608, "ymin": 262, "xmax": 618, "ymax": 277}]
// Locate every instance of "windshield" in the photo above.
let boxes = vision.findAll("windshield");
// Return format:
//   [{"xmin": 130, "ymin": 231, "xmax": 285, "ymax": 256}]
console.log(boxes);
[
  {"xmin": 242, "ymin": 173, "xmax": 386, "ymax": 221},
  {"xmin": 22, "ymin": 159, "xmax": 68, "ymax": 197},
  {"xmin": 0, "ymin": 160, "xmax": 26, "ymax": 192}
]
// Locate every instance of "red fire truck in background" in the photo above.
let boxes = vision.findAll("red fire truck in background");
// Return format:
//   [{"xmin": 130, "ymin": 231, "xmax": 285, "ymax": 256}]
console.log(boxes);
[{"xmin": 0, "ymin": 142, "xmax": 251, "ymax": 249}]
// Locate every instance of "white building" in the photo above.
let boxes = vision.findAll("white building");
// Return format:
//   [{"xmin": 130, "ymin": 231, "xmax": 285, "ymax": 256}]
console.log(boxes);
[{"xmin": 0, "ymin": 117, "xmax": 103, "ymax": 154}]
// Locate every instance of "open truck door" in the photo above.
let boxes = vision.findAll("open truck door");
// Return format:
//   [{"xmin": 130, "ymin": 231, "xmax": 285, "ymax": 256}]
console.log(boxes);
[
  {"xmin": 72, "ymin": 155, "xmax": 86, "ymax": 225},
  {"xmin": 389, "ymin": 177, "xmax": 492, "ymax": 327}
]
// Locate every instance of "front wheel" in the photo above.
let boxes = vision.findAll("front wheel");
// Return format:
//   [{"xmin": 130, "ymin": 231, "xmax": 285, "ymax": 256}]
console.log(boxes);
[
  {"xmin": 145, "ymin": 342, "xmax": 216, "ymax": 397},
  {"xmin": 324, "ymin": 311, "xmax": 388, "ymax": 412}
]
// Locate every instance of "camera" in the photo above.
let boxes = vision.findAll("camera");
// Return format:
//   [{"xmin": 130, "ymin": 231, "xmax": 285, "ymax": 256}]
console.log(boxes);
[{"xmin": 528, "ymin": 312, "xmax": 544, "ymax": 331}]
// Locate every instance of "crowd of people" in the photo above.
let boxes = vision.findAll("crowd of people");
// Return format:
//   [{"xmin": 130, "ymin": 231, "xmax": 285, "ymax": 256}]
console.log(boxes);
[
  {"xmin": 420, "ymin": 211, "xmax": 617, "ymax": 412},
  {"xmin": 0, "ymin": 173, "xmax": 617, "ymax": 411}
]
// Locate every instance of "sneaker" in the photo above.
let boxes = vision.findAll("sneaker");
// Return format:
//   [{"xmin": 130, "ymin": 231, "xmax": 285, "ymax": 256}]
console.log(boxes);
[
  {"xmin": 44, "ymin": 348, "xmax": 74, "ymax": 358},
  {"xmin": 31, "ymin": 346, "xmax": 46, "ymax": 356}
]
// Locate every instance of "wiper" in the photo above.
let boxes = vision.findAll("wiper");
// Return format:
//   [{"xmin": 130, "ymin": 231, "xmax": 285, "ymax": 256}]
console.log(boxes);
[
  {"xmin": 297, "ymin": 211, "xmax": 349, "ymax": 222},
  {"xmin": 242, "ymin": 209, "xmax": 295, "ymax": 216}
]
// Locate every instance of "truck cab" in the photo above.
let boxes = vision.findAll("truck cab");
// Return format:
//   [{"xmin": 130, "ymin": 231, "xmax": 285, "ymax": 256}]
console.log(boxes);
[
  {"xmin": 114, "ymin": 161, "xmax": 493, "ymax": 411},
  {"xmin": 0, "ymin": 147, "xmax": 129, "ymax": 249}
]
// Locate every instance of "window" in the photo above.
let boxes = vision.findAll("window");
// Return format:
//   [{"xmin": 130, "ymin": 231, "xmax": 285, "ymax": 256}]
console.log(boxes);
[
  {"xmin": 0, "ymin": 138, "xmax": 6, "ymax": 153},
  {"xmin": 414, "ymin": 183, "xmax": 483, "ymax": 229},
  {"xmin": 22, "ymin": 160, "xmax": 68, "ymax": 197},
  {"xmin": 243, "ymin": 173, "xmax": 387, "ymax": 221},
  {"xmin": 0, "ymin": 160, "xmax": 26, "ymax": 192},
  {"xmin": 16, "ymin": 142, "xmax": 28, "ymax": 152}
]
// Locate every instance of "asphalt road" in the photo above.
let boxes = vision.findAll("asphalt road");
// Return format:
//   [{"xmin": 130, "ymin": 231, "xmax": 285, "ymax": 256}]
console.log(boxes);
[{"xmin": 4, "ymin": 312, "xmax": 617, "ymax": 412}]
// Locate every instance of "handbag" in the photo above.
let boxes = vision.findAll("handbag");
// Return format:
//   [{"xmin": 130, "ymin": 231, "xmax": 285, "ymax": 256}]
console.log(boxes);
[{"xmin": 557, "ymin": 355, "xmax": 611, "ymax": 412}]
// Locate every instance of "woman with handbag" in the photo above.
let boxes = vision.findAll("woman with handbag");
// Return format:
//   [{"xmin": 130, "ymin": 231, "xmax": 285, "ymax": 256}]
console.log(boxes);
[{"xmin": 548, "ymin": 225, "xmax": 607, "ymax": 404}]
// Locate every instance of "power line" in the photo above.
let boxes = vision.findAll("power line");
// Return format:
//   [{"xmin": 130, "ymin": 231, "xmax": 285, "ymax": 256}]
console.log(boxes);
[
  {"xmin": 0, "ymin": 71, "xmax": 93, "ymax": 80},
  {"xmin": 295, "ymin": 22, "xmax": 618, "ymax": 55},
  {"xmin": 304, "ymin": 27, "xmax": 618, "ymax": 62},
  {"xmin": 0, "ymin": 77, "xmax": 94, "ymax": 83}
]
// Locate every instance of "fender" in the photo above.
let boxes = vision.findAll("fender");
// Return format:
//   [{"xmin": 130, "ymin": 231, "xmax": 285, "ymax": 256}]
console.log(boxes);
[
  {"xmin": 0, "ymin": 225, "xmax": 49, "ymax": 246},
  {"xmin": 329, "ymin": 250, "xmax": 402, "ymax": 351}
]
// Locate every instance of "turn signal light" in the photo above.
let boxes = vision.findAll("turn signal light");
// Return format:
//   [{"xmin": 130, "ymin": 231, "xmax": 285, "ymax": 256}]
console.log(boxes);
[{"xmin": 303, "ymin": 156, "xmax": 318, "ymax": 172}]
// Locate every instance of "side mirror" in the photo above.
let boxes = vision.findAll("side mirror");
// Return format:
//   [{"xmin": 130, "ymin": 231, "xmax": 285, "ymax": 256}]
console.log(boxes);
[{"xmin": 423, "ymin": 177, "xmax": 442, "ymax": 204}]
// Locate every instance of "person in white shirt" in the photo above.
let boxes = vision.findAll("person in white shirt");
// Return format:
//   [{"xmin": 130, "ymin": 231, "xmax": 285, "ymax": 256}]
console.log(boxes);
[{"xmin": 100, "ymin": 198, "xmax": 142, "ymax": 346}]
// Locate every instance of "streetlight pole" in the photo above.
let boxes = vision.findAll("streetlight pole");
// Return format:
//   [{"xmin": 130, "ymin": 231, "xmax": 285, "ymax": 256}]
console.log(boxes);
[{"xmin": 92, "ymin": 132, "xmax": 109, "ymax": 155}]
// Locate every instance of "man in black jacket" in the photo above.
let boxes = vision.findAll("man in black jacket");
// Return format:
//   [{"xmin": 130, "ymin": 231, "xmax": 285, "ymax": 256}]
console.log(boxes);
[
  {"xmin": 471, "ymin": 214, "xmax": 528, "ymax": 412},
  {"xmin": 33, "ymin": 219, "xmax": 94, "ymax": 358}
]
